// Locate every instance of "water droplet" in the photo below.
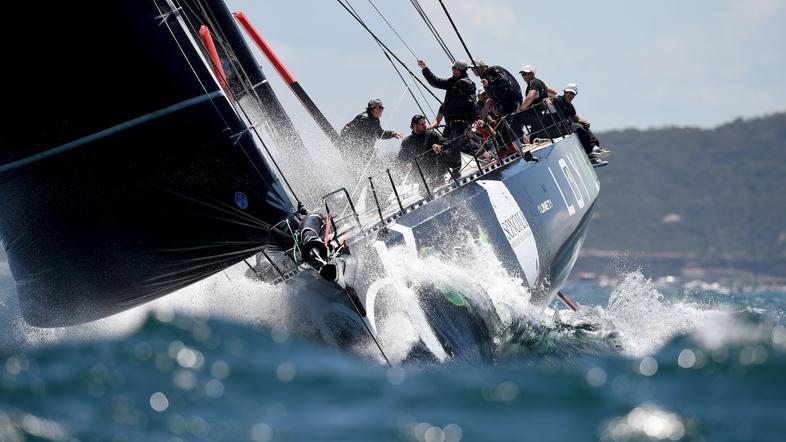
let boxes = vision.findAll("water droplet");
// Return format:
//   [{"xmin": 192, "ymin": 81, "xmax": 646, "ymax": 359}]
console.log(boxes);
[
  {"xmin": 414, "ymin": 422, "xmax": 431, "ymax": 441},
  {"xmin": 150, "ymin": 392, "xmax": 169, "ymax": 412},
  {"xmin": 424, "ymin": 426, "xmax": 446, "ymax": 442},
  {"xmin": 173, "ymin": 370, "xmax": 197, "ymax": 391},
  {"xmin": 271, "ymin": 326, "xmax": 289, "ymax": 344},
  {"xmin": 637, "ymin": 357, "xmax": 658, "ymax": 376},
  {"xmin": 250, "ymin": 422, "xmax": 273, "ymax": 442},
  {"xmin": 276, "ymin": 362, "xmax": 296, "ymax": 383},
  {"xmin": 443, "ymin": 424, "xmax": 463, "ymax": 442},
  {"xmin": 586, "ymin": 367, "xmax": 607, "ymax": 387},
  {"xmin": 134, "ymin": 342, "xmax": 153, "ymax": 361},
  {"xmin": 204, "ymin": 379, "xmax": 224, "ymax": 398},
  {"xmin": 5, "ymin": 356, "xmax": 22, "ymax": 375},
  {"xmin": 188, "ymin": 416, "xmax": 208, "ymax": 436},
  {"xmin": 677, "ymin": 349, "xmax": 696, "ymax": 368},
  {"xmin": 210, "ymin": 360, "xmax": 230, "ymax": 380}
]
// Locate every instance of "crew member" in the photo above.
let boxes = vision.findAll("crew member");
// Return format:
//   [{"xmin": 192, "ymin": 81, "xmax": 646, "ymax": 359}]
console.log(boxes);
[
  {"xmin": 337, "ymin": 98, "xmax": 403, "ymax": 177},
  {"xmin": 398, "ymin": 114, "xmax": 448, "ymax": 183},
  {"xmin": 474, "ymin": 60, "xmax": 522, "ymax": 143},
  {"xmin": 548, "ymin": 83, "xmax": 607, "ymax": 166},
  {"xmin": 417, "ymin": 59, "xmax": 480, "ymax": 179},
  {"xmin": 517, "ymin": 65, "xmax": 555, "ymax": 141}
]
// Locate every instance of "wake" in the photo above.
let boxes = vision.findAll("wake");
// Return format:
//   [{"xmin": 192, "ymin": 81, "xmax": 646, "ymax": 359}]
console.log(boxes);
[{"xmin": 0, "ymin": 242, "xmax": 759, "ymax": 365}]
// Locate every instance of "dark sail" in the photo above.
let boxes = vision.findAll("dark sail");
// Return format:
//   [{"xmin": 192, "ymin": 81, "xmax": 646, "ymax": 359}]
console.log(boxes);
[
  {"xmin": 181, "ymin": 0, "xmax": 311, "ymax": 156},
  {"xmin": 0, "ymin": 1, "xmax": 296, "ymax": 326}
]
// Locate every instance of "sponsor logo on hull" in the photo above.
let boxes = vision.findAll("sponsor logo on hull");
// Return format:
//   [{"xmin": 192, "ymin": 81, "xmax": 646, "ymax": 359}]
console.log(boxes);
[{"xmin": 476, "ymin": 180, "xmax": 539, "ymax": 286}]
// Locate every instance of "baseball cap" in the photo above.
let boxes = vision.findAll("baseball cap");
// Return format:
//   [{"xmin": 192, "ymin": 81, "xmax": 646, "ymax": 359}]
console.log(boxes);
[
  {"xmin": 368, "ymin": 98, "xmax": 384, "ymax": 108},
  {"xmin": 564, "ymin": 83, "xmax": 578, "ymax": 95},
  {"xmin": 452, "ymin": 60, "xmax": 469, "ymax": 71},
  {"xmin": 519, "ymin": 65, "xmax": 535, "ymax": 74}
]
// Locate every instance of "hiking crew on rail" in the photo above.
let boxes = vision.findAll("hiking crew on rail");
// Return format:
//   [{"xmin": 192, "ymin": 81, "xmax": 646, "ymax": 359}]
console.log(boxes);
[{"xmin": 337, "ymin": 60, "xmax": 609, "ymax": 186}]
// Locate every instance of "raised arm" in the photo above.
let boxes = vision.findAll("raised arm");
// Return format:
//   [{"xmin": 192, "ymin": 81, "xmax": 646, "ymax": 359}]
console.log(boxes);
[
  {"xmin": 428, "ymin": 111, "xmax": 444, "ymax": 130},
  {"xmin": 418, "ymin": 60, "xmax": 450, "ymax": 90}
]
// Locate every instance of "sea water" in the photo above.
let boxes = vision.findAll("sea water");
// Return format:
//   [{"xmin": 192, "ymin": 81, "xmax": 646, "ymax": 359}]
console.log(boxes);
[{"xmin": 1, "ymin": 255, "xmax": 785, "ymax": 441}]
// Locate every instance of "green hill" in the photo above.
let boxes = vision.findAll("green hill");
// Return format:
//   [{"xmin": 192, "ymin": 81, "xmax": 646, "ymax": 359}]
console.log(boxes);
[{"xmin": 586, "ymin": 112, "xmax": 786, "ymax": 276}]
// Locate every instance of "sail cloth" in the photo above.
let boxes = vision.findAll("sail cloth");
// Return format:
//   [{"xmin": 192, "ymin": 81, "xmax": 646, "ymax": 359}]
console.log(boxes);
[{"xmin": 0, "ymin": 1, "xmax": 296, "ymax": 326}]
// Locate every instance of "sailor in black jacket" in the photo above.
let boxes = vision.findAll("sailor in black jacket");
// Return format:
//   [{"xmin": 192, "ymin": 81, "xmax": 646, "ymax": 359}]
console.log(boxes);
[
  {"xmin": 475, "ymin": 60, "xmax": 523, "ymax": 143},
  {"xmin": 398, "ymin": 114, "xmax": 448, "ymax": 182},
  {"xmin": 417, "ymin": 59, "xmax": 480, "ymax": 178},
  {"xmin": 337, "ymin": 98, "xmax": 402, "ymax": 179},
  {"xmin": 475, "ymin": 61, "xmax": 522, "ymax": 115}
]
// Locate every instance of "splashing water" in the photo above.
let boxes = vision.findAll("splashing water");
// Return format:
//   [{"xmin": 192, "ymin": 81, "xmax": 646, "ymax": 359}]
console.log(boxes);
[{"xmin": 0, "ymin": 233, "xmax": 752, "ymax": 365}]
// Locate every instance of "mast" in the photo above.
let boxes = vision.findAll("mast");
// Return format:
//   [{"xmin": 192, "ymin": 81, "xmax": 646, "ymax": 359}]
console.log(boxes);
[
  {"xmin": 184, "ymin": 0, "xmax": 310, "ymax": 157},
  {"xmin": 234, "ymin": 12, "xmax": 340, "ymax": 145}
]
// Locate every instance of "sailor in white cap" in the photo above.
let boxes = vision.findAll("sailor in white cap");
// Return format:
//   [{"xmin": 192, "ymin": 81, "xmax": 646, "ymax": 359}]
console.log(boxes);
[
  {"xmin": 548, "ymin": 83, "xmax": 608, "ymax": 166},
  {"xmin": 514, "ymin": 65, "xmax": 556, "ymax": 143}
]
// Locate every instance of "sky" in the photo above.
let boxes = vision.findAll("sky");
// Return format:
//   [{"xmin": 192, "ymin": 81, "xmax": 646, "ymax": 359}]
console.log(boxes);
[{"xmin": 225, "ymin": 0, "xmax": 786, "ymax": 135}]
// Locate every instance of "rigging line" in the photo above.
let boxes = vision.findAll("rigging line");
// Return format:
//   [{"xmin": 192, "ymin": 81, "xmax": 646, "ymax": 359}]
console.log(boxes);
[
  {"xmin": 344, "ymin": 0, "xmax": 426, "ymax": 115},
  {"xmin": 335, "ymin": 0, "xmax": 442, "ymax": 104},
  {"xmin": 436, "ymin": 0, "xmax": 476, "ymax": 66},
  {"xmin": 186, "ymin": 4, "xmax": 303, "ymax": 207},
  {"xmin": 158, "ymin": 1, "xmax": 233, "ymax": 130},
  {"xmin": 141, "ymin": 246, "xmax": 267, "ymax": 283},
  {"xmin": 342, "ymin": 0, "xmax": 429, "ymax": 119},
  {"xmin": 163, "ymin": 0, "xmax": 296, "ymax": 206},
  {"xmin": 409, "ymin": 0, "xmax": 441, "ymax": 55},
  {"xmin": 409, "ymin": 0, "xmax": 455, "ymax": 62},
  {"xmin": 344, "ymin": 288, "xmax": 391, "ymax": 366},
  {"xmin": 165, "ymin": 0, "xmax": 301, "ymax": 205},
  {"xmin": 353, "ymin": 79, "xmax": 411, "ymax": 193},
  {"xmin": 339, "ymin": 81, "xmax": 412, "ymax": 218},
  {"xmin": 409, "ymin": 71, "xmax": 438, "ymax": 119},
  {"xmin": 383, "ymin": 49, "xmax": 429, "ymax": 118},
  {"xmin": 413, "ymin": 1, "xmax": 454, "ymax": 61},
  {"xmin": 179, "ymin": 0, "xmax": 302, "ymax": 205},
  {"xmin": 365, "ymin": 0, "xmax": 418, "ymax": 60},
  {"xmin": 155, "ymin": 185, "xmax": 275, "ymax": 229}
]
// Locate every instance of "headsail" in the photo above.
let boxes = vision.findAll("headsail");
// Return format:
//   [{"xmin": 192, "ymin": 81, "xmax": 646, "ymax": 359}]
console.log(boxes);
[{"xmin": 0, "ymin": 1, "xmax": 296, "ymax": 326}]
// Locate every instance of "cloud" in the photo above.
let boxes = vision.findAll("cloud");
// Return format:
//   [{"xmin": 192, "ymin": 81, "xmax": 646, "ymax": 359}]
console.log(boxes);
[
  {"xmin": 730, "ymin": 0, "xmax": 786, "ymax": 24},
  {"xmin": 634, "ymin": 34, "xmax": 708, "ymax": 80},
  {"xmin": 451, "ymin": 0, "xmax": 520, "ymax": 40}
]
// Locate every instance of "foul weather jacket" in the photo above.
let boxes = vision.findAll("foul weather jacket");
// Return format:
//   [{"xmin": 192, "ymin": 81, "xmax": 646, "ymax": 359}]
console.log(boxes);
[
  {"xmin": 480, "ymin": 66, "xmax": 522, "ymax": 114},
  {"xmin": 421, "ymin": 68, "xmax": 479, "ymax": 123},
  {"xmin": 337, "ymin": 111, "xmax": 397, "ymax": 158}
]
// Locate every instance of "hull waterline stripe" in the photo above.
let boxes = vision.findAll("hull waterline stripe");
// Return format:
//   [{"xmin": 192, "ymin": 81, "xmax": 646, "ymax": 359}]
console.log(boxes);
[{"xmin": 0, "ymin": 90, "xmax": 225, "ymax": 174}]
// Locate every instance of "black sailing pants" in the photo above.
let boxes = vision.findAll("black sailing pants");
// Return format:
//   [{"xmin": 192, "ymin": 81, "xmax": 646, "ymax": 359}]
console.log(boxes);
[
  {"xmin": 442, "ymin": 120, "xmax": 473, "ymax": 177},
  {"xmin": 515, "ymin": 107, "xmax": 549, "ymax": 141},
  {"xmin": 572, "ymin": 123, "xmax": 601, "ymax": 155}
]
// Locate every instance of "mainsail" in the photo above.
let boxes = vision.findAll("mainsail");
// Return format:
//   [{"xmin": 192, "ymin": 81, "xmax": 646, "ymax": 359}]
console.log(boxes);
[{"xmin": 0, "ymin": 1, "xmax": 298, "ymax": 326}]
